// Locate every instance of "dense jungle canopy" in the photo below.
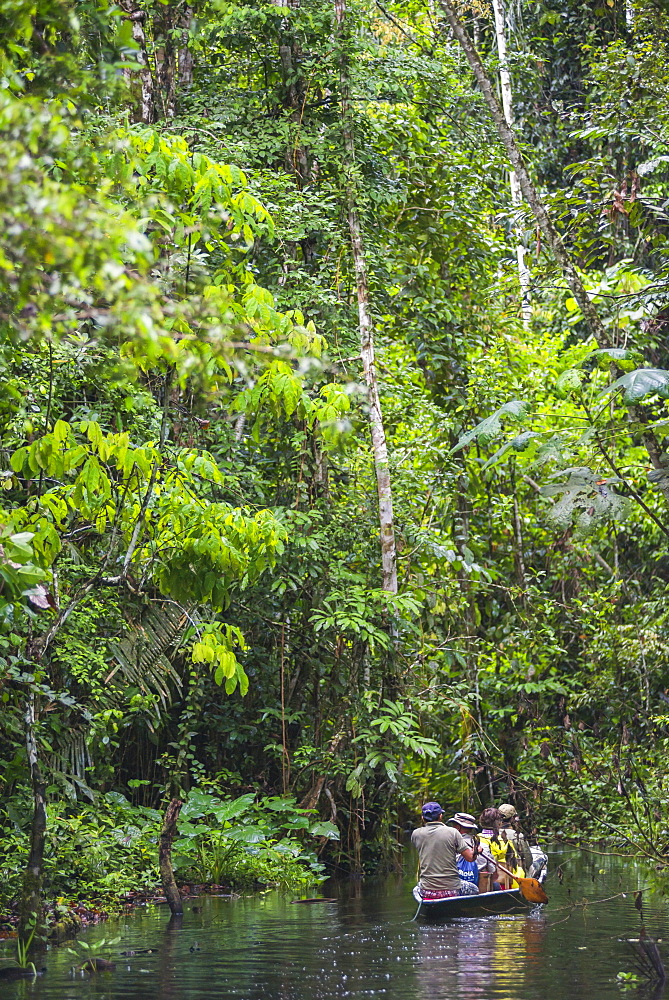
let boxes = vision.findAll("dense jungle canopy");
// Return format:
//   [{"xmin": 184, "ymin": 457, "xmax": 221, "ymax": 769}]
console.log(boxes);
[{"xmin": 3, "ymin": 0, "xmax": 669, "ymax": 939}]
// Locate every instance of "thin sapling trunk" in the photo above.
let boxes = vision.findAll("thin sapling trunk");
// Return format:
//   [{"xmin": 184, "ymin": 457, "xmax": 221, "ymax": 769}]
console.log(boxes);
[
  {"xmin": 491, "ymin": 0, "xmax": 531, "ymax": 322},
  {"xmin": 335, "ymin": 0, "xmax": 398, "ymax": 594}
]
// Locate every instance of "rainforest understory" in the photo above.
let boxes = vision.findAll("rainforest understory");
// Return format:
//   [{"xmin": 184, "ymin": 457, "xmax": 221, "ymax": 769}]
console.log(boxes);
[{"xmin": 3, "ymin": 0, "xmax": 669, "ymax": 951}]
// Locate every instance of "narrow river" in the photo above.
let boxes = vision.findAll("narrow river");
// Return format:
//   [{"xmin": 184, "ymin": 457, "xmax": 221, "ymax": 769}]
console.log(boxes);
[{"xmin": 3, "ymin": 849, "xmax": 668, "ymax": 999}]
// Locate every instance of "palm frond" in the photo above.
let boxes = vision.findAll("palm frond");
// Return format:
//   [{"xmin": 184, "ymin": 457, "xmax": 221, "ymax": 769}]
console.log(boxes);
[
  {"xmin": 46, "ymin": 729, "xmax": 94, "ymax": 800},
  {"xmin": 106, "ymin": 603, "xmax": 197, "ymax": 720}
]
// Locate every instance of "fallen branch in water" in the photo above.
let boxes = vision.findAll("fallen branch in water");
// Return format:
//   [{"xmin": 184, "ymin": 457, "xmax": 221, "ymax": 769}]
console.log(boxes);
[
  {"xmin": 628, "ymin": 933, "xmax": 666, "ymax": 985},
  {"xmin": 547, "ymin": 886, "xmax": 655, "ymax": 916}
]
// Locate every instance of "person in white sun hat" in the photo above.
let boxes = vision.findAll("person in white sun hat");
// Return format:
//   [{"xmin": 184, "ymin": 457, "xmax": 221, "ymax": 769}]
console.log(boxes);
[
  {"xmin": 447, "ymin": 812, "xmax": 481, "ymax": 894},
  {"xmin": 448, "ymin": 812, "xmax": 499, "ymax": 892}
]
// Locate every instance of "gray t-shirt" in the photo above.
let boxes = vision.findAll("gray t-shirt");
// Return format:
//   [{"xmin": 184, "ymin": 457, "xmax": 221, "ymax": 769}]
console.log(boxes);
[{"xmin": 411, "ymin": 822, "xmax": 467, "ymax": 892}]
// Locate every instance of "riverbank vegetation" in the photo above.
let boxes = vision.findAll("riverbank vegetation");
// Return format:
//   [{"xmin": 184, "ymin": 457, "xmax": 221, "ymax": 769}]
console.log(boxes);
[{"xmin": 2, "ymin": 0, "xmax": 669, "ymax": 945}]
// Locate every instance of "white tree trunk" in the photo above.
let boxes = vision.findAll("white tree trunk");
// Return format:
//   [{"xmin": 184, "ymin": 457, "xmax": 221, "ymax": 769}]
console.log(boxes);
[
  {"xmin": 491, "ymin": 0, "xmax": 531, "ymax": 323},
  {"xmin": 347, "ymin": 202, "xmax": 398, "ymax": 594},
  {"xmin": 120, "ymin": 5, "xmax": 155, "ymax": 123},
  {"xmin": 334, "ymin": 0, "xmax": 398, "ymax": 594},
  {"xmin": 234, "ymin": 411, "xmax": 246, "ymax": 442}
]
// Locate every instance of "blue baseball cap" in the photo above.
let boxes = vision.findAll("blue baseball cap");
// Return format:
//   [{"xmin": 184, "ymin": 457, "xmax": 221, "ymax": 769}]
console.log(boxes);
[{"xmin": 421, "ymin": 801, "xmax": 443, "ymax": 821}]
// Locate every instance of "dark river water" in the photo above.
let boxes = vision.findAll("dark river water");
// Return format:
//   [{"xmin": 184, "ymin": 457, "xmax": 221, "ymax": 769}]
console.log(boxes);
[{"xmin": 2, "ymin": 848, "xmax": 668, "ymax": 999}]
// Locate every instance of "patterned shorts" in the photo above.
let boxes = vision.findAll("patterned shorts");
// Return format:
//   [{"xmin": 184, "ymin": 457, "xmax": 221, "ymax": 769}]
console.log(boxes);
[
  {"xmin": 419, "ymin": 888, "xmax": 459, "ymax": 900},
  {"xmin": 459, "ymin": 880, "xmax": 479, "ymax": 895}
]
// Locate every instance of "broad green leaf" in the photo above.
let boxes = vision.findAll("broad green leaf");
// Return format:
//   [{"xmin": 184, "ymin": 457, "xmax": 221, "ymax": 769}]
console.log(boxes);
[
  {"xmin": 309, "ymin": 821, "xmax": 340, "ymax": 841},
  {"xmin": 584, "ymin": 348, "xmax": 643, "ymax": 370},
  {"xmin": 482, "ymin": 431, "xmax": 540, "ymax": 470},
  {"xmin": 555, "ymin": 369, "xmax": 584, "ymax": 395},
  {"xmin": 600, "ymin": 368, "xmax": 669, "ymax": 404},
  {"xmin": 451, "ymin": 400, "xmax": 529, "ymax": 454}
]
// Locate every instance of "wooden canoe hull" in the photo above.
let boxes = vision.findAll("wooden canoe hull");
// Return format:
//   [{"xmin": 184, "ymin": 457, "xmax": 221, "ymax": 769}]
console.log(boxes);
[{"xmin": 413, "ymin": 885, "xmax": 533, "ymax": 920}]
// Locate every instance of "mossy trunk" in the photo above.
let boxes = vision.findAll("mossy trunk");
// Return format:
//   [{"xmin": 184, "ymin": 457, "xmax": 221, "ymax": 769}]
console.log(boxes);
[
  {"xmin": 159, "ymin": 796, "xmax": 183, "ymax": 915},
  {"xmin": 19, "ymin": 787, "xmax": 47, "ymax": 947},
  {"xmin": 48, "ymin": 912, "xmax": 83, "ymax": 943},
  {"xmin": 18, "ymin": 695, "xmax": 47, "ymax": 950}
]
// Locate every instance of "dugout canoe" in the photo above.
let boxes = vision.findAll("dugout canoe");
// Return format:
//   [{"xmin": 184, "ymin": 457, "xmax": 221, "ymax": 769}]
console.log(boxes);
[{"xmin": 412, "ymin": 885, "xmax": 534, "ymax": 920}]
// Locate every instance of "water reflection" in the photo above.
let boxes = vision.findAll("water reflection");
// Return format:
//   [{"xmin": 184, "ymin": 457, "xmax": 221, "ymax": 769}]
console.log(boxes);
[
  {"xmin": 413, "ymin": 913, "xmax": 549, "ymax": 999},
  {"xmin": 1, "ymin": 851, "xmax": 667, "ymax": 1000},
  {"xmin": 157, "ymin": 913, "xmax": 182, "ymax": 1000}
]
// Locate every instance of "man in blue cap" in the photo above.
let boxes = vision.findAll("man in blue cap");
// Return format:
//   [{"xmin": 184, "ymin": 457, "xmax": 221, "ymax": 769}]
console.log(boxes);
[{"xmin": 411, "ymin": 801, "xmax": 476, "ymax": 898}]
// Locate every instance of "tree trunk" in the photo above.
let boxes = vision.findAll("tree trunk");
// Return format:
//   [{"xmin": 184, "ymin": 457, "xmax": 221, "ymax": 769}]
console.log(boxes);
[
  {"xmin": 335, "ymin": 0, "xmax": 398, "ymax": 594},
  {"xmin": 119, "ymin": 0, "xmax": 187, "ymax": 123},
  {"xmin": 454, "ymin": 474, "xmax": 493, "ymax": 807},
  {"xmin": 440, "ymin": 0, "xmax": 668, "ymax": 474},
  {"xmin": 625, "ymin": 1, "xmax": 634, "ymax": 29},
  {"xmin": 234, "ymin": 411, "xmax": 246, "ymax": 442},
  {"xmin": 178, "ymin": 9, "xmax": 194, "ymax": 91},
  {"xmin": 119, "ymin": 3, "xmax": 155, "ymax": 123},
  {"xmin": 154, "ymin": 2, "xmax": 188, "ymax": 120},
  {"xmin": 272, "ymin": 0, "xmax": 314, "ymax": 188},
  {"xmin": 18, "ymin": 694, "xmax": 47, "ymax": 950},
  {"xmin": 154, "ymin": 34, "xmax": 178, "ymax": 120},
  {"xmin": 313, "ymin": 436, "xmax": 329, "ymax": 498},
  {"xmin": 159, "ymin": 797, "xmax": 183, "ymax": 915},
  {"xmin": 491, "ymin": 0, "xmax": 531, "ymax": 323},
  {"xmin": 512, "ymin": 494, "xmax": 527, "ymax": 596}
]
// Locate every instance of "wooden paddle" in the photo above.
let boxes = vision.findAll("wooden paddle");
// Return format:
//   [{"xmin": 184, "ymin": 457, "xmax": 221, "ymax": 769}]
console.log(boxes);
[{"xmin": 481, "ymin": 852, "xmax": 548, "ymax": 904}]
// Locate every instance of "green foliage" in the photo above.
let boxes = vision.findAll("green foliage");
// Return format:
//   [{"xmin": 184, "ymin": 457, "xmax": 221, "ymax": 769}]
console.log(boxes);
[
  {"xmin": 346, "ymin": 699, "xmax": 439, "ymax": 797},
  {"xmin": 310, "ymin": 588, "xmax": 422, "ymax": 653},
  {"xmin": 451, "ymin": 401, "xmax": 530, "ymax": 453},
  {"xmin": 0, "ymin": 791, "xmax": 162, "ymax": 909},
  {"xmin": 0, "ymin": 788, "xmax": 325, "ymax": 909},
  {"xmin": 15, "ymin": 925, "xmax": 36, "ymax": 970},
  {"xmin": 172, "ymin": 789, "xmax": 326, "ymax": 889},
  {"xmin": 3, "ymin": 0, "xmax": 669, "ymax": 919},
  {"xmin": 192, "ymin": 623, "xmax": 249, "ymax": 694},
  {"xmin": 66, "ymin": 935, "xmax": 121, "ymax": 962},
  {"xmin": 601, "ymin": 367, "xmax": 669, "ymax": 404},
  {"xmin": 541, "ymin": 468, "xmax": 631, "ymax": 534},
  {"xmin": 0, "ymin": 528, "xmax": 48, "ymax": 621}
]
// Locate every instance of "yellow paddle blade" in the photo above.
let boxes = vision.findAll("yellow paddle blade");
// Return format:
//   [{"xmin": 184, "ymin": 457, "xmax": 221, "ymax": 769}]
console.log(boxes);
[
  {"xmin": 514, "ymin": 876, "xmax": 548, "ymax": 904},
  {"xmin": 480, "ymin": 852, "xmax": 549, "ymax": 904}
]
